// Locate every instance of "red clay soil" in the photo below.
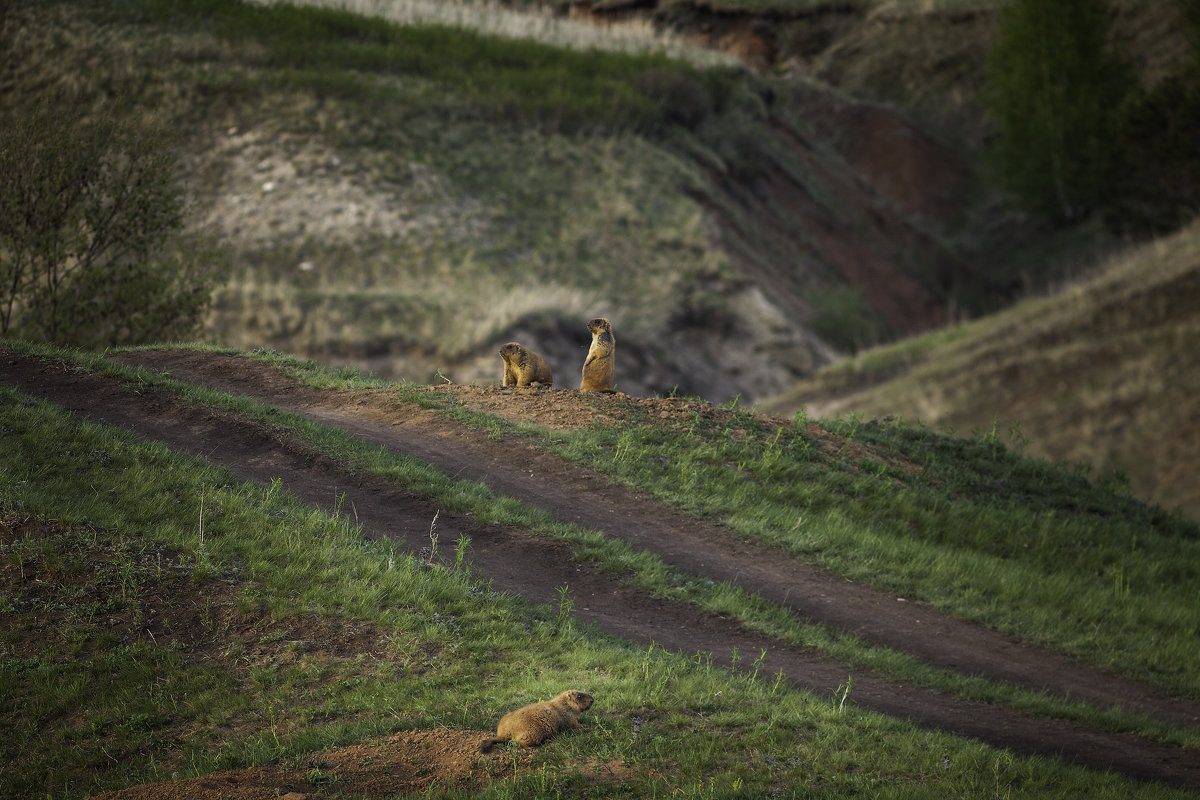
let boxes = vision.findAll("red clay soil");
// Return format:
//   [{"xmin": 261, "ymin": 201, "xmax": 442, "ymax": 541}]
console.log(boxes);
[{"xmin": 3, "ymin": 348, "xmax": 1200, "ymax": 796}]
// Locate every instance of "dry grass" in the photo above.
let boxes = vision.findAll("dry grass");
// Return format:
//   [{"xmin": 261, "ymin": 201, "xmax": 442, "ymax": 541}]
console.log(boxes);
[
  {"xmin": 211, "ymin": 274, "xmax": 600, "ymax": 361},
  {"xmin": 251, "ymin": 0, "xmax": 737, "ymax": 66},
  {"xmin": 197, "ymin": 121, "xmax": 721, "ymax": 378},
  {"xmin": 761, "ymin": 221, "xmax": 1200, "ymax": 519}
]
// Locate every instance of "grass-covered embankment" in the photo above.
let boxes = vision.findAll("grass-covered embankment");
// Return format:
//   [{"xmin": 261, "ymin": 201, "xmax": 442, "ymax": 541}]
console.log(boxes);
[
  {"xmin": 166, "ymin": 334, "xmax": 1198, "ymax": 707},
  {"xmin": 7, "ymin": 0, "xmax": 781, "ymax": 374},
  {"xmin": 761, "ymin": 216, "xmax": 1200, "ymax": 520},
  {"xmin": 3, "ymin": 350, "xmax": 1197, "ymax": 798}
]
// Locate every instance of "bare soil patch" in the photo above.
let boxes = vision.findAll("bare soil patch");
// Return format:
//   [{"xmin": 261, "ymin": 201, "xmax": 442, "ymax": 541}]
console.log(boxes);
[
  {"xmin": 3, "ymin": 349, "xmax": 1200, "ymax": 795},
  {"xmin": 91, "ymin": 732, "xmax": 636, "ymax": 800},
  {"xmin": 91, "ymin": 728, "xmax": 520, "ymax": 800}
]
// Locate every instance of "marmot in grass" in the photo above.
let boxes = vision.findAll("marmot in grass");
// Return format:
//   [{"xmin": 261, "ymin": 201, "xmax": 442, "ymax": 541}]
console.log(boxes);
[
  {"xmin": 579, "ymin": 317, "xmax": 615, "ymax": 392},
  {"xmin": 480, "ymin": 690, "xmax": 594, "ymax": 752},
  {"xmin": 499, "ymin": 342, "xmax": 554, "ymax": 388}
]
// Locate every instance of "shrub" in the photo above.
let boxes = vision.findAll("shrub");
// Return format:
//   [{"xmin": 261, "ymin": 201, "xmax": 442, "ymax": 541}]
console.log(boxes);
[
  {"xmin": 810, "ymin": 284, "xmax": 880, "ymax": 355},
  {"xmin": 635, "ymin": 67, "xmax": 715, "ymax": 129},
  {"xmin": 1105, "ymin": 0, "xmax": 1200, "ymax": 234},
  {"xmin": 1107, "ymin": 74, "xmax": 1200, "ymax": 234},
  {"xmin": 982, "ymin": 0, "xmax": 1135, "ymax": 222},
  {"xmin": 0, "ymin": 106, "xmax": 228, "ymax": 348}
]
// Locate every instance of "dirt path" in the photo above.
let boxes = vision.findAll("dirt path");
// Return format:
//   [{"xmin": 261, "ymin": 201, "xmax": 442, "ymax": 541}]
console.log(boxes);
[{"xmin": 4, "ymin": 349, "xmax": 1200, "ymax": 790}]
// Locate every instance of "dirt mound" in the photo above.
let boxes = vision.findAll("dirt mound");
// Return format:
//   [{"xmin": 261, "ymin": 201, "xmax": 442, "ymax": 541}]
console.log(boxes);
[
  {"xmin": 413, "ymin": 382, "xmax": 915, "ymax": 476},
  {"xmin": 425, "ymin": 381, "xmax": 779, "ymax": 432},
  {"xmin": 90, "ymin": 729, "xmax": 637, "ymax": 800},
  {"xmin": 91, "ymin": 728, "xmax": 503, "ymax": 800}
]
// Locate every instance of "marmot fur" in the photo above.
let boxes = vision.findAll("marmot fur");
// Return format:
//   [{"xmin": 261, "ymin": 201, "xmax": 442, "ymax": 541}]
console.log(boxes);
[
  {"xmin": 499, "ymin": 341, "xmax": 553, "ymax": 387},
  {"xmin": 579, "ymin": 318, "xmax": 615, "ymax": 392},
  {"xmin": 480, "ymin": 690, "xmax": 594, "ymax": 752}
]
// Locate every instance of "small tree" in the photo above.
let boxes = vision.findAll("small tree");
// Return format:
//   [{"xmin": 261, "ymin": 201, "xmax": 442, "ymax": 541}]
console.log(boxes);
[
  {"xmin": 0, "ymin": 107, "xmax": 227, "ymax": 348},
  {"xmin": 983, "ymin": 0, "xmax": 1135, "ymax": 221}
]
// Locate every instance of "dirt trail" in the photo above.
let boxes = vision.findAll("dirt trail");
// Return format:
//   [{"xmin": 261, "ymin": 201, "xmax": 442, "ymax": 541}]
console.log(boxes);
[{"xmin": 3, "ymin": 349, "xmax": 1200, "ymax": 790}]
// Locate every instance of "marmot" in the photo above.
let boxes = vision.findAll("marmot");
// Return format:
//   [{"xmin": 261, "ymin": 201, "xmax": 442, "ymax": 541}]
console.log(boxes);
[
  {"xmin": 579, "ymin": 317, "xmax": 615, "ymax": 392},
  {"xmin": 480, "ymin": 690, "xmax": 594, "ymax": 752},
  {"xmin": 499, "ymin": 342, "xmax": 553, "ymax": 388}
]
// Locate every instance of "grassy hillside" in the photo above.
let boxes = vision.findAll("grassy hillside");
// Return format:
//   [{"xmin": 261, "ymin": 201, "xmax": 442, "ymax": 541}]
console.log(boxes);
[
  {"xmin": 3, "ymin": 340, "xmax": 1199, "ymax": 797},
  {"xmin": 759, "ymin": 219, "xmax": 1200, "ymax": 521},
  {"xmin": 6, "ymin": 0, "xmax": 1188, "ymax": 387},
  {"xmin": 4, "ymin": 11, "xmax": 1198, "ymax": 796},
  {"xmin": 1, "ymin": 0, "xmax": 992, "ymax": 401}
]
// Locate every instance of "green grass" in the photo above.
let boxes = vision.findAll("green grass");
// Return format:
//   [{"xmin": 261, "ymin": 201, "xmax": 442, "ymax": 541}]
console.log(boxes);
[
  {"xmin": 6, "ymin": 338, "xmax": 1196, "ymax": 755},
  {"xmin": 2, "ymin": 358, "xmax": 1196, "ymax": 799},
  {"xmin": 100, "ymin": 341, "xmax": 1200, "ymax": 739},
  {"xmin": 284, "ymin": 0, "xmax": 738, "ymax": 66},
  {"xmin": 96, "ymin": 0, "xmax": 753, "ymax": 137},
  {"xmin": 159, "ymin": 342, "xmax": 1200, "ymax": 705},
  {"xmin": 3, "ymin": 4, "xmax": 1197, "ymax": 786},
  {"xmin": 545, "ymin": 401, "xmax": 1200, "ymax": 700},
  {"xmin": 534, "ymin": 0, "xmax": 998, "ymax": 11}
]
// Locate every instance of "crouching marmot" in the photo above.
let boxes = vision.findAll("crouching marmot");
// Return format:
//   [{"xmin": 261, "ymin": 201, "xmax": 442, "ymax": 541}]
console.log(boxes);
[
  {"xmin": 499, "ymin": 342, "xmax": 554, "ymax": 387},
  {"xmin": 579, "ymin": 318, "xmax": 615, "ymax": 392},
  {"xmin": 480, "ymin": 690, "xmax": 594, "ymax": 751}
]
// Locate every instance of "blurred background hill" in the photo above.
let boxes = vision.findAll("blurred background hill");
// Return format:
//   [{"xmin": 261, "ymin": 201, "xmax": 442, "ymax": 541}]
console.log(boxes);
[{"xmin": 2, "ymin": 0, "xmax": 1196, "ymax": 516}]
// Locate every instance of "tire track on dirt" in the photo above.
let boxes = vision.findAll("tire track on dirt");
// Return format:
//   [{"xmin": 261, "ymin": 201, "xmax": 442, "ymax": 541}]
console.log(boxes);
[
  {"xmin": 117, "ymin": 351, "xmax": 1200, "ymax": 726},
  {"xmin": 3, "ymin": 349, "xmax": 1199, "ymax": 788}
]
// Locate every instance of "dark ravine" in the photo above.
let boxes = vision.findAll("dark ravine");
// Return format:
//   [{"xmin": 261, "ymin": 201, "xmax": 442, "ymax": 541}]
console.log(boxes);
[{"xmin": 3, "ymin": 347, "xmax": 1200, "ymax": 788}]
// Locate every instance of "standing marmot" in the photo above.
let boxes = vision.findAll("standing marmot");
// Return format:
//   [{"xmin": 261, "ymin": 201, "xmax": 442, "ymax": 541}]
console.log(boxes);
[
  {"xmin": 499, "ymin": 342, "xmax": 554, "ymax": 387},
  {"xmin": 579, "ymin": 317, "xmax": 615, "ymax": 392},
  {"xmin": 480, "ymin": 690, "xmax": 594, "ymax": 752}
]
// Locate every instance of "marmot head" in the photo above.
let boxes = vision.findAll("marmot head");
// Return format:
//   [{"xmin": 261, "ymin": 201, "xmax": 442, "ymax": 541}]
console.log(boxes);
[
  {"xmin": 499, "ymin": 342, "xmax": 524, "ymax": 361},
  {"xmin": 587, "ymin": 318, "xmax": 611, "ymax": 336},
  {"xmin": 559, "ymin": 690, "xmax": 594, "ymax": 711}
]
